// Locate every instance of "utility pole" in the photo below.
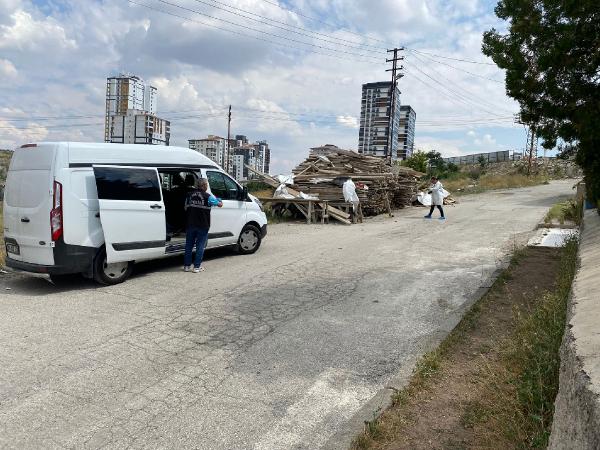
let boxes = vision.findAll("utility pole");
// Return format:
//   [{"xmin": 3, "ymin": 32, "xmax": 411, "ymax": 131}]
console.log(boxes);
[
  {"xmin": 526, "ymin": 125, "xmax": 538, "ymax": 176},
  {"xmin": 514, "ymin": 112, "xmax": 538, "ymax": 176},
  {"xmin": 386, "ymin": 48, "xmax": 404, "ymax": 163},
  {"xmin": 226, "ymin": 105, "xmax": 231, "ymax": 173}
]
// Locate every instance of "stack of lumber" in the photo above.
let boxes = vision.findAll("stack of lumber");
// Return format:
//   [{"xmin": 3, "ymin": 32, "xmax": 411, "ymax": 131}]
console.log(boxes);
[
  {"xmin": 291, "ymin": 150, "xmax": 422, "ymax": 216},
  {"xmin": 245, "ymin": 165, "xmax": 352, "ymax": 224}
]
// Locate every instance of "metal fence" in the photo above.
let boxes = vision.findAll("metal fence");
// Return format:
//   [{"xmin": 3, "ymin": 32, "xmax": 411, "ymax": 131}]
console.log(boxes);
[{"xmin": 442, "ymin": 150, "xmax": 523, "ymax": 165}]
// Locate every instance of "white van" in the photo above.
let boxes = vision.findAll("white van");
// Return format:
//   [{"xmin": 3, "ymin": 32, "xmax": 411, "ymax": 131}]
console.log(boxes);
[{"xmin": 3, "ymin": 142, "xmax": 267, "ymax": 285}]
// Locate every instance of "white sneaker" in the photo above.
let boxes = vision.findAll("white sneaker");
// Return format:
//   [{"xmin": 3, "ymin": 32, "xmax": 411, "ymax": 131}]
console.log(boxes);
[
  {"xmin": 183, "ymin": 265, "xmax": 191, "ymax": 272},
  {"xmin": 192, "ymin": 266, "xmax": 205, "ymax": 273}
]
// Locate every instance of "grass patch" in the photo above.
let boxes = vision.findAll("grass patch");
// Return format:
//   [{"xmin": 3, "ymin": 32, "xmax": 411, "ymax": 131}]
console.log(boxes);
[
  {"xmin": 544, "ymin": 199, "xmax": 582, "ymax": 225},
  {"xmin": 444, "ymin": 173, "xmax": 549, "ymax": 195},
  {"xmin": 496, "ymin": 237, "xmax": 579, "ymax": 447},
  {"xmin": 351, "ymin": 237, "xmax": 579, "ymax": 450}
]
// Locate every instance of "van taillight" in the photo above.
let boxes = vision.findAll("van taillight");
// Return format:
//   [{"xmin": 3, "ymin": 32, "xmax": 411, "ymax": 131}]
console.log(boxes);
[{"xmin": 51, "ymin": 181, "xmax": 63, "ymax": 241}]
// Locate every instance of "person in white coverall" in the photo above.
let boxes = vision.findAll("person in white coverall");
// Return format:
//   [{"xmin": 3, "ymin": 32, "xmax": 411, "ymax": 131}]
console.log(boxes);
[
  {"xmin": 424, "ymin": 176, "xmax": 446, "ymax": 220},
  {"xmin": 342, "ymin": 177, "xmax": 360, "ymax": 214}
]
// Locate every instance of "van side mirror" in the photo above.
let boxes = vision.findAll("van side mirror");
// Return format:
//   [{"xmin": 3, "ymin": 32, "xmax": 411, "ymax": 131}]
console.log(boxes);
[{"xmin": 241, "ymin": 186, "xmax": 249, "ymax": 201}]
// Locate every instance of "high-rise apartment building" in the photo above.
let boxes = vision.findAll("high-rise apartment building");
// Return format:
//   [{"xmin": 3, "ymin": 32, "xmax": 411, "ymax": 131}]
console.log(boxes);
[
  {"xmin": 104, "ymin": 74, "xmax": 169, "ymax": 145},
  {"xmin": 358, "ymin": 81, "xmax": 401, "ymax": 159},
  {"xmin": 227, "ymin": 135, "xmax": 271, "ymax": 181},
  {"xmin": 188, "ymin": 135, "xmax": 227, "ymax": 168},
  {"xmin": 398, "ymin": 105, "xmax": 416, "ymax": 160},
  {"xmin": 107, "ymin": 109, "xmax": 170, "ymax": 145},
  {"xmin": 188, "ymin": 135, "xmax": 270, "ymax": 180}
]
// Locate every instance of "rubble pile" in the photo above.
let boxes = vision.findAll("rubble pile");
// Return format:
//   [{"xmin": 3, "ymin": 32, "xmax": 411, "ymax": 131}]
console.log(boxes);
[{"xmin": 291, "ymin": 150, "xmax": 423, "ymax": 216}]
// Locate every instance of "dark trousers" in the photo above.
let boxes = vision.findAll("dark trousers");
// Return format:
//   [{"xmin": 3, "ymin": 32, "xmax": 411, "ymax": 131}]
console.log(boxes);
[
  {"xmin": 429, "ymin": 205, "xmax": 445, "ymax": 217},
  {"xmin": 184, "ymin": 227, "xmax": 209, "ymax": 268}
]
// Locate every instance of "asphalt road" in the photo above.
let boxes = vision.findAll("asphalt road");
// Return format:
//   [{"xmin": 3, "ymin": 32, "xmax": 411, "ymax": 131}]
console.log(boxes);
[{"xmin": 0, "ymin": 180, "xmax": 574, "ymax": 449}]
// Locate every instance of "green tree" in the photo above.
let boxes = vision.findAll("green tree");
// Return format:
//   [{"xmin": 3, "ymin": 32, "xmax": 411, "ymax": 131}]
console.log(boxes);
[
  {"xmin": 400, "ymin": 150, "xmax": 429, "ymax": 173},
  {"xmin": 425, "ymin": 150, "xmax": 447, "ymax": 177},
  {"xmin": 482, "ymin": 0, "xmax": 600, "ymax": 205}
]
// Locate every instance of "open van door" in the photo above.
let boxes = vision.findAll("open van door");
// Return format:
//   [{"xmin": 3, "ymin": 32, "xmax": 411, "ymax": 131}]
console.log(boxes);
[{"xmin": 93, "ymin": 166, "xmax": 166, "ymax": 264}]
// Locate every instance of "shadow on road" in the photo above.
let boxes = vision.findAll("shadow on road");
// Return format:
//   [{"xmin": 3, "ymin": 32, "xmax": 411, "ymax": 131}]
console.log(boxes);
[{"xmin": 0, "ymin": 247, "xmax": 240, "ymax": 296}]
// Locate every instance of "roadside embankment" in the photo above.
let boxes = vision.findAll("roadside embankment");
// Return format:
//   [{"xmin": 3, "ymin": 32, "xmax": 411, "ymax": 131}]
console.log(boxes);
[{"xmin": 549, "ymin": 210, "xmax": 600, "ymax": 449}]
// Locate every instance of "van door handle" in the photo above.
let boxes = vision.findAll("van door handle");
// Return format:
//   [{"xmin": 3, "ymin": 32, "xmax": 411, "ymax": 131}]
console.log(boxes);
[
  {"xmin": 150, "ymin": 204, "xmax": 162, "ymax": 210},
  {"xmin": 21, "ymin": 217, "xmax": 30, "ymax": 223}
]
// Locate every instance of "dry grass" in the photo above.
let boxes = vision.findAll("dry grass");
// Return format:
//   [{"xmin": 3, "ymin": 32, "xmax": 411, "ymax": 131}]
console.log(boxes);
[
  {"xmin": 250, "ymin": 189, "xmax": 274, "ymax": 199},
  {"xmin": 351, "ymin": 238, "xmax": 579, "ymax": 450},
  {"xmin": 444, "ymin": 173, "xmax": 549, "ymax": 195}
]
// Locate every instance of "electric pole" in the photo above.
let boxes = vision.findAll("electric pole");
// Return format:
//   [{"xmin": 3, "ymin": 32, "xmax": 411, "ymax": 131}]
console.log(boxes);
[
  {"xmin": 226, "ymin": 105, "xmax": 231, "ymax": 174},
  {"xmin": 514, "ymin": 112, "xmax": 538, "ymax": 176},
  {"xmin": 386, "ymin": 48, "xmax": 404, "ymax": 163}
]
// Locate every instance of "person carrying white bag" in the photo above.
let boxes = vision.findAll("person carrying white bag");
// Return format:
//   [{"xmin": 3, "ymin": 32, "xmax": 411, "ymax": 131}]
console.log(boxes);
[{"xmin": 424, "ymin": 176, "xmax": 446, "ymax": 220}]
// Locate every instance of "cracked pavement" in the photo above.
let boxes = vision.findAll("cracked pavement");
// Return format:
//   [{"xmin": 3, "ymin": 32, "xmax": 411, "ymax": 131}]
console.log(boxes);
[{"xmin": 0, "ymin": 181, "xmax": 573, "ymax": 449}]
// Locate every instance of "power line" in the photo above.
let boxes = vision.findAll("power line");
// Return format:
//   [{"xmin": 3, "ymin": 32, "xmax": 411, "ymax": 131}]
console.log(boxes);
[
  {"xmin": 406, "ymin": 49, "xmax": 504, "ymax": 83},
  {"xmin": 125, "ymin": 0, "xmax": 384, "ymax": 65},
  {"xmin": 1, "ymin": 103, "xmax": 517, "ymax": 125},
  {"xmin": 3, "ymin": 110, "xmax": 518, "ymax": 131},
  {"xmin": 188, "ymin": 0, "xmax": 387, "ymax": 54},
  {"xmin": 258, "ymin": 0, "xmax": 500, "ymax": 67},
  {"xmin": 403, "ymin": 63, "xmax": 498, "ymax": 115},
  {"xmin": 406, "ymin": 52, "xmax": 513, "ymax": 115},
  {"xmin": 149, "ymin": 0, "xmax": 384, "ymax": 61},
  {"xmin": 409, "ymin": 48, "xmax": 497, "ymax": 66},
  {"xmin": 258, "ymin": 0, "xmax": 392, "ymax": 47}
]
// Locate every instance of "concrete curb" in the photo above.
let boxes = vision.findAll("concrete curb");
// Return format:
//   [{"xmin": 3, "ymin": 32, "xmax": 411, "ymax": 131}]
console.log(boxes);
[
  {"xmin": 549, "ymin": 210, "xmax": 600, "ymax": 450},
  {"xmin": 321, "ymin": 259, "xmax": 511, "ymax": 450}
]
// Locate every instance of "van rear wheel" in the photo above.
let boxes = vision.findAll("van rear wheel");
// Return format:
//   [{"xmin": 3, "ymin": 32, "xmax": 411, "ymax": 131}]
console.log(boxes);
[
  {"xmin": 93, "ymin": 248, "xmax": 133, "ymax": 285},
  {"xmin": 238, "ymin": 224, "xmax": 262, "ymax": 254}
]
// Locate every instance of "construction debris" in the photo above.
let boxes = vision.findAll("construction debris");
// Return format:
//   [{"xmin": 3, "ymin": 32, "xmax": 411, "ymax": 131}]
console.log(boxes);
[
  {"xmin": 245, "ymin": 164, "xmax": 353, "ymax": 224},
  {"xmin": 291, "ymin": 150, "xmax": 423, "ymax": 216},
  {"xmin": 247, "ymin": 150, "xmax": 423, "ymax": 223}
]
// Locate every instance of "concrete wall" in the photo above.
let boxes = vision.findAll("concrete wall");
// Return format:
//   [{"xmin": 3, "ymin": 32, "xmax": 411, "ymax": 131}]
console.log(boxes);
[{"xmin": 549, "ymin": 210, "xmax": 600, "ymax": 450}]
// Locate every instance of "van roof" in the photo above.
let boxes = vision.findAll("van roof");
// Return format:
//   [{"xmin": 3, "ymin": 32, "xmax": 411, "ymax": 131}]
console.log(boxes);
[{"xmin": 37, "ymin": 142, "xmax": 220, "ymax": 169}]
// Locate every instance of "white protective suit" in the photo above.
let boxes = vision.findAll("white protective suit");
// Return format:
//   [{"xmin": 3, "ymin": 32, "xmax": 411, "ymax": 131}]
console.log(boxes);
[
  {"xmin": 342, "ymin": 178, "xmax": 360, "ymax": 211},
  {"xmin": 429, "ymin": 180, "xmax": 444, "ymax": 206}
]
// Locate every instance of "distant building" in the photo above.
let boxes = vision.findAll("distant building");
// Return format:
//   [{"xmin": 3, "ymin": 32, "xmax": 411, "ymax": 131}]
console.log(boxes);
[
  {"xmin": 310, "ymin": 144, "xmax": 346, "ymax": 156},
  {"xmin": 230, "ymin": 136, "xmax": 271, "ymax": 181},
  {"xmin": 107, "ymin": 109, "xmax": 170, "ymax": 145},
  {"xmin": 104, "ymin": 74, "xmax": 170, "ymax": 145},
  {"xmin": 188, "ymin": 135, "xmax": 227, "ymax": 168},
  {"xmin": 189, "ymin": 134, "xmax": 270, "ymax": 180},
  {"xmin": 358, "ymin": 81, "xmax": 401, "ymax": 160},
  {"xmin": 398, "ymin": 105, "xmax": 416, "ymax": 160}
]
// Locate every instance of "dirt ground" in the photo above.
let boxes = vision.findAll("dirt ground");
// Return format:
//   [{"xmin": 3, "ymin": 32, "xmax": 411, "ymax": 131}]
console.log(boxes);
[{"xmin": 355, "ymin": 246, "xmax": 562, "ymax": 450}]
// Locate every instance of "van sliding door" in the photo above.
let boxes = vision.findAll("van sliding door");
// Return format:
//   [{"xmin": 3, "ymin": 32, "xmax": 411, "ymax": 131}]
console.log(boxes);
[{"xmin": 93, "ymin": 166, "xmax": 166, "ymax": 264}]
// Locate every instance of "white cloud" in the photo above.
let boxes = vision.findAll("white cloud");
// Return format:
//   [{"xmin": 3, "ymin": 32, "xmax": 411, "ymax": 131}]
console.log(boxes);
[
  {"xmin": 0, "ymin": 58, "xmax": 17, "ymax": 78},
  {"xmin": 0, "ymin": 9, "xmax": 76, "ymax": 51},
  {"xmin": 0, "ymin": 120, "xmax": 48, "ymax": 148},
  {"xmin": 0, "ymin": 0, "xmax": 525, "ymax": 172},
  {"xmin": 336, "ymin": 115, "xmax": 359, "ymax": 128}
]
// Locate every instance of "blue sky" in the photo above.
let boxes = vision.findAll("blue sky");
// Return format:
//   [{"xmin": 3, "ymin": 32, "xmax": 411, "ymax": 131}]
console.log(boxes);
[{"xmin": 0, "ymin": 0, "xmax": 533, "ymax": 173}]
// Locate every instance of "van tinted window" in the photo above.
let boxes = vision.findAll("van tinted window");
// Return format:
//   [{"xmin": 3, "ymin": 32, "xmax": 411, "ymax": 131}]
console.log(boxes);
[
  {"xmin": 207, "ymin": 171, "xmax": 239, "ymax": 201},
  {"xmin": 94, "ymin": 167, "xmax": 161, "ymax": 201}
]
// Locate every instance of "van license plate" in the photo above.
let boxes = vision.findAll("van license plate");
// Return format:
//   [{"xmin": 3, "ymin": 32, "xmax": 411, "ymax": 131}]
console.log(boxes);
[{"xmin": 5, "ymin": 242, "xmax": 20, "ymax": 255}]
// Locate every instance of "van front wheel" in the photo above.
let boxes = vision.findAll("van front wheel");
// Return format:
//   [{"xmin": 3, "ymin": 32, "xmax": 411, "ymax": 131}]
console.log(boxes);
[
  {"xmin": 93, "ymin": 248, "xmax": 133, "ymax": 285},
  {"xmin": 238, "ymin": 225, "xmax": 261, "ymax": 254}
]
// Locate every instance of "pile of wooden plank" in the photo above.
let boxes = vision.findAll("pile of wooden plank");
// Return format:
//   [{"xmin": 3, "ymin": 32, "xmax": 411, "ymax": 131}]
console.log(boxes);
[
  {"xmin": 291, "ymin": 150, "xmax": 423, "ymax": 216},
  {"xmin": 245, "ymin": 165, "xmax": 353, "ymax": 224}
]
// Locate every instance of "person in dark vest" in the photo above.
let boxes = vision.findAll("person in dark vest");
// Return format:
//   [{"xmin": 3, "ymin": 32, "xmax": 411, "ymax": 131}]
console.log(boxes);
[{"xmin": 183, "ymin": 178, "xmax": 223, "ymax": 273}]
